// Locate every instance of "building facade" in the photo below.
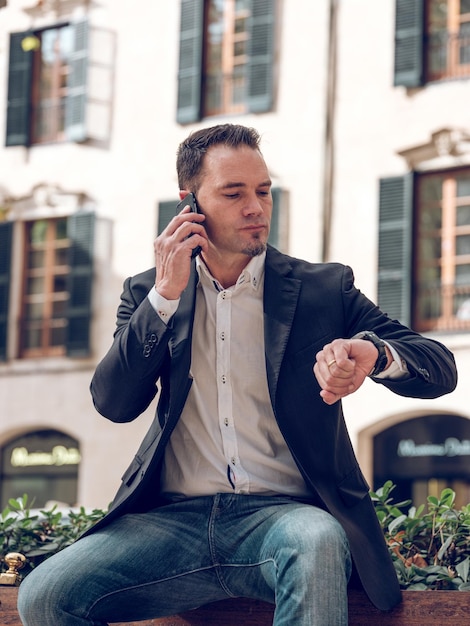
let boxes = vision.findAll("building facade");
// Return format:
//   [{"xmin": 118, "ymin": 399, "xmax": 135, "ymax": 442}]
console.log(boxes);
[{"xmin": 0, "ymin": 0, "xmax": 468, "ymax": 510}]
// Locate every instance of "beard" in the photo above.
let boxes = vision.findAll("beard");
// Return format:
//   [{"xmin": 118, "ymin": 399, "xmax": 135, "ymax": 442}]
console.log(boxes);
[
  {"xmin": 240, "ymin": 230, "xmax": 268, "ymax": 257},
  {"xmin": 241, "ymin": 241, "xmax": 267, "ymax": 257}
]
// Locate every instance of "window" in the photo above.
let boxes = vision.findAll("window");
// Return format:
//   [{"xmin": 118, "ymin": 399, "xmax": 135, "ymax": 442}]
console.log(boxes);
[
  {"xmin": 394, "ymin": 0, "xmax": 470, "ymax": 87},
  {"xmin": 205, "ymin": 0, "xmax": 251, "ymax": 116},
  {"xmin": 378, "ymin": 170, "xmax": 470, "ymax": 332},
  {"xmin": 0, "ymin": 429, "xmax": 80, "ymax": 509},
  {"xmin": 415, "ymin": 171, "xmax": 470, "ymax": 331},
  {"xmin": 177, "ymin": 0, "xmax": 275, "ymax": 123},
  {"xmin": 30, "ymin": 24, "xmax": 75, "ymax": 144},
  {"xmin": 6, "ymin": 20, "xmax": 88, "ymax": 147},
  {"xmin": 0, "ymin": 221, "xmax": 13, "ymax": 361},
  {"xmin": 20, "ymin": 218, "xmax": 70, "ymax": 357},
  {"xmin": 0, "ymin": 212, "xmax": 95, "ymax": 361},
  {"xmin": 373, "ymin": 414, "xmax": 470, "ymax": 509},
  {"xmin": 426, "ymin": 0, "xmax": 470, "ymax": 80}
]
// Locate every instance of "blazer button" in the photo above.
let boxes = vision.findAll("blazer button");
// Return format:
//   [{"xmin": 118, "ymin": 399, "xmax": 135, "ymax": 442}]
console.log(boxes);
[
  {"xmin": 418, "ymin": 367, "xmax": 430, "ymax": 381},
  {"xmin": 150, "ymin": 333, "xmax": 157, "ymax": 343},
  {"xmin": 143, "ymin": 344, "xmax": 151, "ymax": 357}
]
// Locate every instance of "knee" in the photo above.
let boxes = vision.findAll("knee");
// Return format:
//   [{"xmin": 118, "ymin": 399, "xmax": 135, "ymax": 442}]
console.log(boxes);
[
  {"xmin": 272, "ymin": 507, "xmax": 350, "ymax": 573},
  {"xmin": 282, "ymin": 507, "xmax": 348, "ymax": 552},
  {"xmin": 17, "ymin": 566, "xmax": 45, "ymax": 622},
  {"xmin": 17, "ymin": 555, "xmax": 74, "ymax": 623},
  {"xmin": 308, "ymin": 512, "xmax": 348, "ymax": 549},
  {"xmin": 304, "ymin": 512, "xmax": 349, "ymax": 560}
]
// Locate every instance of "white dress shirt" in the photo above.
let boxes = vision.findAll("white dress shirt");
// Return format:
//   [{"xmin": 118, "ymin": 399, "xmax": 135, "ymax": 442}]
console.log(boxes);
[{"xmin": 150, "ymin": 253, "xmax": 311, "ymax": 499}]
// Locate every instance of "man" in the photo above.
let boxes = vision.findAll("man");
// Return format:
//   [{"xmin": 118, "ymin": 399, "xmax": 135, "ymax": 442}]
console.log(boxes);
[{"xmin": 18, "ymin": 124, "xmax": 457, "ymax": 625}]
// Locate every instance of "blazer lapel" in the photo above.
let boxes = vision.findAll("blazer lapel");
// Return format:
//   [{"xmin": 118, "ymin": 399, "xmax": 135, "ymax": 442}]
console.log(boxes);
[{"xmin": 264, "ymin": 248, "xmax": 301, "ymax": 405}]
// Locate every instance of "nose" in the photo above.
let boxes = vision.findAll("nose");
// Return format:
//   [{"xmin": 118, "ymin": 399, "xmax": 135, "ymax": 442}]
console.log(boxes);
[{"xmin": 243, "ymin": 194, "xmax": 264, "ymax": 216}]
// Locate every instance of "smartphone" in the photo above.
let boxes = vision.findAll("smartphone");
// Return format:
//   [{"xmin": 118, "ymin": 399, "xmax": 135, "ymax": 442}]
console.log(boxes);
[{"xmin": 176, "ymin": 192, "xmax": 202, "ymax": 258}]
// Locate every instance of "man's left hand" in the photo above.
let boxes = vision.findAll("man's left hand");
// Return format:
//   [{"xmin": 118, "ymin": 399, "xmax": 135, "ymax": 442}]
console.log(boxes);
[{"xmin": 313, "ymin": 338, "xmax": 389, "ymax": 405}]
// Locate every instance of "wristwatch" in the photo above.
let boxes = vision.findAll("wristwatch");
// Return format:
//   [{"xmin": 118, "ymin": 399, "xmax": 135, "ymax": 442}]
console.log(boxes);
[{"xmin": 352, "ymin": 331, "xmax": 389, "ymax": 376}]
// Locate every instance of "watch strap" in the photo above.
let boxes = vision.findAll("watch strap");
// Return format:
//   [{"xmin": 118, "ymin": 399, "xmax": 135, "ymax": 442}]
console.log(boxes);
[{"xmin": 352, "ymin": 331, "xmax": 388, "ymax": 376}]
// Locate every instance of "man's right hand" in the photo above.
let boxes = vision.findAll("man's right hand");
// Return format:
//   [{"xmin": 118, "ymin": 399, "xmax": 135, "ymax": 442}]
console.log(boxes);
[{"xmin": 154, "ymin": 203, "xmax": 207, "ymax": 300}]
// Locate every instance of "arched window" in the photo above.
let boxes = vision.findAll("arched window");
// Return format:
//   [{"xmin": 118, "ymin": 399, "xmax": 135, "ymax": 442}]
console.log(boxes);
[
  {"xmin": 374, "ymin": 414, "xmax": 470, "ymax": 508},
  {"xmin": 0, "ymin": 429, "xmax": 80, "ymax": 508}
]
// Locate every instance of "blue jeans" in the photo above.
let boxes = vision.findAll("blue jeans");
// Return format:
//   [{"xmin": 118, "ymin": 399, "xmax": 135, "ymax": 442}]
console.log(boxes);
[{"xmin": 18, "ymin": 494, "xmax": 351, "ymax": 626}]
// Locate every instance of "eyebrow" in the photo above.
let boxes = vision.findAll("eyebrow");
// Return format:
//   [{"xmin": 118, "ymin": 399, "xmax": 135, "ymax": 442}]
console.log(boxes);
[{"xmin": 219, "ymin": 180, "xmax": 272, "ymax": 190}]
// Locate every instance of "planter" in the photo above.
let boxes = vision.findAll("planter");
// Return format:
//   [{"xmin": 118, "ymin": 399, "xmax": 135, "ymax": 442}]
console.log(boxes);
[{"xmin": 2, "ymin": 587, "xmax": 470, "ymax": 625}]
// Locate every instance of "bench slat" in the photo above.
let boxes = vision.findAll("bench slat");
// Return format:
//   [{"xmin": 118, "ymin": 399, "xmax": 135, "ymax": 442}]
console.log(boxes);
[{"xmin": 3, "ymin": 587, "xmax": 470, "ymax": 625}]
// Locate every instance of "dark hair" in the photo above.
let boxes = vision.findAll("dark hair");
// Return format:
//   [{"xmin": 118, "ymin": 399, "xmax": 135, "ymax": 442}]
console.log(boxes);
[{"xmin": 176, "ymin": 124, "xmax": 262, "ymax": 192}]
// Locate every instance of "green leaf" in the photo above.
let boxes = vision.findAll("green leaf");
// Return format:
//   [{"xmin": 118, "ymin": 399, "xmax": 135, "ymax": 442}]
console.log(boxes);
[
  {"xmin": 388, "ymin": 514, "xmax": 407, "ymax": 534},
  {"xmin": 407, "ymin": 583, "xmax": 428, "ymax": 590},
  {"xmin": 440, "ymin": 488, "xmax": 456, "ymax": 508},
  {"xmin": 7, "ymin": 498, "xmax": 22, "ymax": 511},
  {"xmin": 390, "ymin": 506, "xmax": 405, "ymax": 518},
  {"xmin": 456, "ymin": 557, "xmax": 470, "ymax": 583},
  {"xmin": 415, "ymin": 504, "xmax": 425, "ymax": 517},
  {"xmin": 437, "ymin": 534, "xmax": 454, "ymax": 560}
]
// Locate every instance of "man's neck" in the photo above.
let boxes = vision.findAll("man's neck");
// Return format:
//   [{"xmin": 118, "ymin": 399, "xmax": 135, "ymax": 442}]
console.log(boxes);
[{"xmin": 199, "ymin": 252, "xmax": 251, "ymax": 289}]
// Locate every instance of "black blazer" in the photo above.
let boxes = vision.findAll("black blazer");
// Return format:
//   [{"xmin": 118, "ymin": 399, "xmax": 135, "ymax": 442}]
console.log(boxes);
[{"xmin": 90, "ymin": 245, "xmax": 457, "ymax": 611}]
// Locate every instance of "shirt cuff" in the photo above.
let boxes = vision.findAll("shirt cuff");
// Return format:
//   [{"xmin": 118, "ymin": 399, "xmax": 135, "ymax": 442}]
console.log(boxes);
[
  {"xmin": 147, "ymin": 287, "xmax": 180, "ymax": 324},
  {"xmin": 373, "ymin": 341, "xmax": 409, "ymax": 380}
]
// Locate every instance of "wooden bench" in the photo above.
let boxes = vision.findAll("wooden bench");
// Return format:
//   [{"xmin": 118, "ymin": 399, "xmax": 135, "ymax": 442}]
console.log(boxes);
[{"xmin": 2, "ymin": 587, "xmax": 470, "ymax": 625}]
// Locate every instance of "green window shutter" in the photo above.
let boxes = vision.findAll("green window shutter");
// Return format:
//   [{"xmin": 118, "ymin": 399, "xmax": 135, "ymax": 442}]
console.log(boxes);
[
  {"xmin": 5, "ymin": 31, "xmax": 33, "ymax": 147},
  {"xmin": 66, "ymin": 212, "xmax": 95, "ymax": 357},
  {"xmin": 268, "ymin": 187, "xmax": 281, "ymax": 248},
  {"xmin": 394, "ymin": 0, "xmax": 424, "ymax": 87},
  {"xmin": 377, "ymin": 174, "xmax": 414, "ymax": 326},
  {"xmin": 176, "ymin": 0, "xmax": 204, "ymax": 124},
  {"xmin": 158, "ymin": 200, "xmax": 178, "ymax": 234},
  {"xmin": 0, "ymin": 222, "xmax": 13, "ymax": 361},
  {"xmin": 247, "ymin": 0, "xmax": 275, "ymax": 113},
  {"xmin": 65, "ymin": 20, "xmax": 89, "ymax": 142}
]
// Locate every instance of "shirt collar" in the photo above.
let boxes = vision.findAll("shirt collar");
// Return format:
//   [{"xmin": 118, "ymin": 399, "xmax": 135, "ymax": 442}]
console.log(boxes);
[{"xmin": 196, "ymin": 251, "xmax": 266, "ymax": 293}]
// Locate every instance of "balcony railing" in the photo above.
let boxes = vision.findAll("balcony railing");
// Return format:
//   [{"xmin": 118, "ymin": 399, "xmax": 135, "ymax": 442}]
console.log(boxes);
[
  {"xmin": 203, "ymin": 71, "xmax": 247, "ymax": 116},
  {"xmin": 417, "ymin": 282, "xmax": 470, "ymax": 331},
  {"xmin": 31, "ymin": 100, "xmax": 66, "ymax": 144},
  {"xmin": 427, "ymin": 30, "xmax": 470, "ymax": 81}
]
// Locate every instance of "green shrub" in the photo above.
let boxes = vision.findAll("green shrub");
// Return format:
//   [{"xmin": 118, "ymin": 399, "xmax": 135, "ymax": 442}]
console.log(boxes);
[
  {"xmin": 0, "ymin": 494, "xmax": 106, "ymax": 578},
  {"xmin": 371, "ymin": 480, "xmax": 470, "ymax": 591},
  {"xmin": 3, "ymin": 484, "xmax": 470, "ymax": 590}
]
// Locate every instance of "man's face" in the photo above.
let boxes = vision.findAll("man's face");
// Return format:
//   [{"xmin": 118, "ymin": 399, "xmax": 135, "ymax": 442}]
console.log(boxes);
[{"xmin": 194, "ymin": 144, "xmax": 272, "ymax": 259}]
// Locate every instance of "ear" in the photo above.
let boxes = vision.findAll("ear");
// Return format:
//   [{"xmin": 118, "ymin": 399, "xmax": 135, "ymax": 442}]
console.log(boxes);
[{"xmin": 179, "ymin": 190, "xmax": 190, "ymax": 200}]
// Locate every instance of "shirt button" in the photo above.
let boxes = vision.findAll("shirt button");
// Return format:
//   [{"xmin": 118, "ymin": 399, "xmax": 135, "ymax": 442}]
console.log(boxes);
[
  {"xmin": 231, "ymin": 457, "xmax": 236, "ymax": 465},
  {"xmin": 220, "ymin": 332, "xmax": 225, "ymax": 340},
  {"xmin": 224, "ymin": 418, "xmax": 229, "ymax": 426},
  {"xmin": 221, "ymin": 375, "xmax": 227, "ymax": 384}
]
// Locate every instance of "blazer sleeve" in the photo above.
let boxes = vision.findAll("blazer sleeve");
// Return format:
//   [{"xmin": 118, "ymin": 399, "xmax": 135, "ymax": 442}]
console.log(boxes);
[
  {"xmin": 90, "ymin": 270, "xmax": 173, "ymax": 423},
  {"xmin": 340, "ymin": 265, "xmax": 458, "ymax": 398}
]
